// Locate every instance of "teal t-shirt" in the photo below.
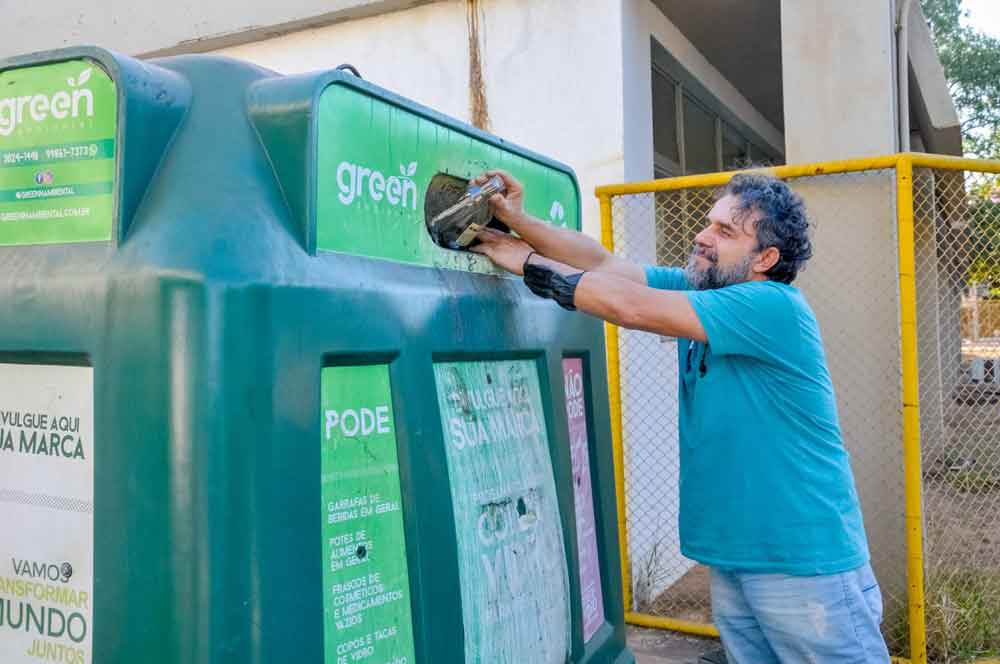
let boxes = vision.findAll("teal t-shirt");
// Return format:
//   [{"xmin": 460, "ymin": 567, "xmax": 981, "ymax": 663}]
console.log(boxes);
[{"xmin": 646, "ymin": 266, "xmax": 869, "ymax": 575}]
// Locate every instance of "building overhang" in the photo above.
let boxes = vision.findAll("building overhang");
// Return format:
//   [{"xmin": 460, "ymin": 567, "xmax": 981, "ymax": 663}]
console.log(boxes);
[
  {"xmin": 650, "ymin": 0, "xmax": 784, "ymax": 134},
  {"xmin": 907, "ymin": 5, "xmax": 963, "ymax": 155}
]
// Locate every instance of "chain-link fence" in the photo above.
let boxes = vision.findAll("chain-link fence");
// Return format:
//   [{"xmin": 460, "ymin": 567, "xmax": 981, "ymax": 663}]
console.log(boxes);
[
  {"xmin": 599, "ymin": 155, "xmax": 1000, "ymax": 663},
  {"xmin": 913, "ymin": 167, "xmax": 1000, "ymax": 663}
]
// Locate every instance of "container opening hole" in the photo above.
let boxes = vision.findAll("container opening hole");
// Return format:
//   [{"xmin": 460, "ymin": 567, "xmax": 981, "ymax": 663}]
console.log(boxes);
[{"xmin": 424, "ymin": 173, "xmax": 509, "ymax": 250}]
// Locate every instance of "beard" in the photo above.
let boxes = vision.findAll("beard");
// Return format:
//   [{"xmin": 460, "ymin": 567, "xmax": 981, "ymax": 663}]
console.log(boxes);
[{"xmin": 684, "ymin": 249, "xmax": 754, "ymax": 290}]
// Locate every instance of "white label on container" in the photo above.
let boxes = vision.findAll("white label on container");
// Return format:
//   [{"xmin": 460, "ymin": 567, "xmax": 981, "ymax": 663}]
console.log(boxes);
[{"xmin": 0, "ymin": 363, "xmax": 94, "ymax": 664}]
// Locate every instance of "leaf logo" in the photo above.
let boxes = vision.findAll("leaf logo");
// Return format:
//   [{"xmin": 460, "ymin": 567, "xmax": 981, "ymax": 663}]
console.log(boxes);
[
  {"xmin": 67, "ymin": 67, "xmax": 93, "ymax": 88},
  {"xmin": 399, "ymin": 161, "xmax": 417, "ymax": 177},
  {"xmin": 549, "ymin": 201, "xmax": 565, "ymax": 222}
]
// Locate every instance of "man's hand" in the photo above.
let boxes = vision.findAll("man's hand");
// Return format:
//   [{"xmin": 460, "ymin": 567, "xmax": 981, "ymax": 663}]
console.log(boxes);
[
  {"xmin": 470, "ymin": 228, "xmax": 533, "ymax": 275},
  {"xmin": 473, "ymin": 170, "xmax": 525, "ymax": 227},
  {"xmin": 472, "ymin": 169, "xmax": 646, "ymax": 283}
]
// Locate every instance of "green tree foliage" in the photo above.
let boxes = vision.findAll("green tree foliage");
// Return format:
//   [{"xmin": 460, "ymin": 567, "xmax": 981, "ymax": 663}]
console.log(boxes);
[
  {"xmin": 966, "ymin": 198, "xmax": 1000, "ymax": 290},
  {"xmin": 922, "ymin": 1, "xmax": 1000, "ymax": 292},
  {"xmin": 921, "ymin": 0, "xmax": 1000, "ymax": 157}
]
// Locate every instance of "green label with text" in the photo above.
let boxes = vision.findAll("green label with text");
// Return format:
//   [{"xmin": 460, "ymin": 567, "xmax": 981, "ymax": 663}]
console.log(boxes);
[
  {"xmin": 433, "ymin": 360, "xmax": 570, "ymax": 663},
  {"xmin": 317, "ymin": 84, "xmax": 579, "ymax": 273},
  {"xmin": 321, "ymin": 365, "xmax": 415, "ymax": 664},
  {"xmin": 0, "ymin": 59, "xmax": 117, "ymax": 245}
]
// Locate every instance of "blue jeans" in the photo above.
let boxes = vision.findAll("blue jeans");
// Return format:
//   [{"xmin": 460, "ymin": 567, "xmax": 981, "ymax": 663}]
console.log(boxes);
[{"xmin": 711, "ymin": 563, "xmax": 891, "ymax": 663}]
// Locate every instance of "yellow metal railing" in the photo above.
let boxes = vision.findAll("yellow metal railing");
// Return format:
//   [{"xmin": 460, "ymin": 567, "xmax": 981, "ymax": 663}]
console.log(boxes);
[
  {"xmin": 597, "ymin": 153, "xmax": 1000, "ymax": 664},
  {"xmin": 896, "ymin": 158, "xmax": 926, "ymax": 664}
]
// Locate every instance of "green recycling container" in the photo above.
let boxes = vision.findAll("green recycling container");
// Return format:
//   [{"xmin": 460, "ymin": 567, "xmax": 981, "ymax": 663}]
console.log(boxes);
[{"xmin": 0, "ymin": 47, "xmax": 634, "ymax": 664}]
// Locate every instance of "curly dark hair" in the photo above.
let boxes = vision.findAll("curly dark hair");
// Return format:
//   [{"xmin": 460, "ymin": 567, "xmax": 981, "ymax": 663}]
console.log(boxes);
[{"xmin": 722, "ymin": 173, "xmax": 813, "ymax": 284}]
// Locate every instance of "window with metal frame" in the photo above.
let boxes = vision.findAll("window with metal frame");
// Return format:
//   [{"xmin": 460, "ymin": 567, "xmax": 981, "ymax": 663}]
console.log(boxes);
[{"xmin": 650, "ymin": 39, "xmax": 781, "ymax": 178}]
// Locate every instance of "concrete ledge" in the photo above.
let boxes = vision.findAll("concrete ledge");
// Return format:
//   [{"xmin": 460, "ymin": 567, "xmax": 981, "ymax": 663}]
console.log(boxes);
[
  {"xmin": 0, "ymin": 0, "xmax": 442, "ymax": 60},
  {"xmin": 907, "ymin": 4, "xmax": 963, "ymax": 155}
]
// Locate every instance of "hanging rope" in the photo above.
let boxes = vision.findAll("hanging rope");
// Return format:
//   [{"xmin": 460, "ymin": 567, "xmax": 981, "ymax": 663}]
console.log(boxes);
[{"xmin": 467, "ymin": 0, "xmax": 491, "ymax": 131}]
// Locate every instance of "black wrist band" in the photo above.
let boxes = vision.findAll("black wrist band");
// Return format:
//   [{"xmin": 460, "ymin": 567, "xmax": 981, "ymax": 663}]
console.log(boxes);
[
  {"xmin": 522, "ymin": 251, "xmax": 537, "ymax": 274},
  {"xmin": 523, "ymin": 262, "xmax": 585, "ymax": 310}
]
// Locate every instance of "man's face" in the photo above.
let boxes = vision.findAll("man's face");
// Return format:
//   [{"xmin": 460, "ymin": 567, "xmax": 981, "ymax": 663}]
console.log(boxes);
[{"xmin": 684, "ymin": 194, "xmax": 762, "ymax": 290}]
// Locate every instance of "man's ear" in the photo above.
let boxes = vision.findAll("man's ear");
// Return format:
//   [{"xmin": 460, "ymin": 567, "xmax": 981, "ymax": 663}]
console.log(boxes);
[{"xmin": 754, "ymin": 246, "xmax": 780, "ymax": 275}]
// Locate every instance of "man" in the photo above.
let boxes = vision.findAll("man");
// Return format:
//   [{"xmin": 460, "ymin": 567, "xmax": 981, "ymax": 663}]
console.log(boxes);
[{"xmin": 470, "ymin": 170, "xmax": 890, "ymax": 663}]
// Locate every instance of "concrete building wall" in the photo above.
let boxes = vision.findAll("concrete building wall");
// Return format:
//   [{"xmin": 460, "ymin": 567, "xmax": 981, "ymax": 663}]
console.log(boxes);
[
  {"xmin": 780, "ymin": 0, "xmax": 908, "ymax": 603},
  {"xmin": 213, "ymin": 0, "xmax": 625, "ymax": 242},
  {"xmin": 0, "ymin": 0, "xmax": 443, "ymax": 60},
  {"xmin": 780, "ymin": 0, "xmax": 898, "ymax": 162},
  {"xmin": 623, "ymin": 0, "xmax": 783, "ymax": 184},
  {"xmin": 792, "ymin": 175, "xmax": 909, "ymax": 607}
]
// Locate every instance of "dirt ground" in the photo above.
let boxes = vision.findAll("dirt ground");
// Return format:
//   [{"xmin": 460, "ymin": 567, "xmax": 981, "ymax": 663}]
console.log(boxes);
[
  {"xmin": 627, "ymin": 625, "xmax": 720, "ymax": 664},
  {"xmin": 644, "ymin": 564, "xmax": 712, "ymax": 624}
]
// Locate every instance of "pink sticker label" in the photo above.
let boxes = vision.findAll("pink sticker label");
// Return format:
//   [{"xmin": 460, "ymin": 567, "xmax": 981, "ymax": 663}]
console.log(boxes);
[{"xmin": 563, "ymin": 358, "xmax": 606, "ymax": 642}]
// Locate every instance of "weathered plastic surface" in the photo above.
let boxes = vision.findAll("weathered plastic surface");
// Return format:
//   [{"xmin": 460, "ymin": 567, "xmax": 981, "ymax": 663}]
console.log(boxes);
[{"xmin": 0, "ymin": 46, "xmax": 633, "ymax": 664}]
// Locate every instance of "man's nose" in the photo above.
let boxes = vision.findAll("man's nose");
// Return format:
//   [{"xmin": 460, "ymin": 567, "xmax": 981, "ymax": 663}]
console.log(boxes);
[{"xmin": 694, "ymin": 228, "xmax": 712, "ymax": 247}]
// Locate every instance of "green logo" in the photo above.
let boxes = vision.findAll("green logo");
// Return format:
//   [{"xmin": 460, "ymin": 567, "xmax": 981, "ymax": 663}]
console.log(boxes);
[
  {"xmin": 316, "ymin": 84, "xmax": 579, "ymax": 272},
  {"xmin": 0, "ymin": 66, "xmax": 98, "ymax": 137},
  {"xmin": 336, "ymin": 160, "xmax": 418, "ymax": 210},
  {"xmin": 0, "ymin": 59, "xmax": 117, "ymax": 246}
]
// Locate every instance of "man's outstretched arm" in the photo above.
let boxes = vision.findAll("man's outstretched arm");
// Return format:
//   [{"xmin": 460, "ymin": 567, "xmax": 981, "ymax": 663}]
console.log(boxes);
[
  {"xmin": 573, "ymin": 268, "xmax": 706, "ymax": 341},
  {"xmin": 472, "ymin": 229, "xmax": 706, "ymax": 342}
]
